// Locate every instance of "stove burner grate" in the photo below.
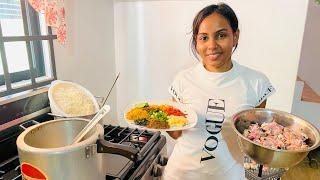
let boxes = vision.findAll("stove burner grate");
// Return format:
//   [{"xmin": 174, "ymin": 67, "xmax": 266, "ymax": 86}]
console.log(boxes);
[
  {"xmin": 0, "ymin": 156, "xmax": 22, "ymax": 180},
  {"xmin": 103, "ymin": 125, "xmax": 160, "ymax": 161}
]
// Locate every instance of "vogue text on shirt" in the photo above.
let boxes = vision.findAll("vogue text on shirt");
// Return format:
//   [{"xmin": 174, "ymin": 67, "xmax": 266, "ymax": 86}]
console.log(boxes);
[{"xmin": 201, "ymin": 99, "xmax": 226, "ymax": 162}]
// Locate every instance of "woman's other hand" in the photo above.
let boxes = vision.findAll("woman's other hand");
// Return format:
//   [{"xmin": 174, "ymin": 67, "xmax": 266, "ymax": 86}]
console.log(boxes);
[
  {"xmin": 167, "ymin": 130, "xmax": 182, "ymax": 139},
  {"xmin": 256, "ymin": 100, "xmax": 266, "ymax": 108}
]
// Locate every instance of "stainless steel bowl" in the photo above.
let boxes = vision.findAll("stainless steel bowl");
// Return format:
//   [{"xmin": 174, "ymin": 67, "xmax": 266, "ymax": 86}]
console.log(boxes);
[{"xmin": 232, "ymin": 108, "xmax": 320, "ymax": 168}]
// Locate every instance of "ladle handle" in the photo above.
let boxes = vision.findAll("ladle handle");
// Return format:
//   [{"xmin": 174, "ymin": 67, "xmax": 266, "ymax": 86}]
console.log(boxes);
[{"xmin": 72, "ymin": 104, "xmax": 111, "ymax": 144}]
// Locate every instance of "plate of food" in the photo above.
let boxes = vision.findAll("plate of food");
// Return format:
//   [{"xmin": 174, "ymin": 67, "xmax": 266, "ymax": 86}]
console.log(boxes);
[{"xmin": 124, "ymin": 101, "xmax": 197, "ymax": 131}]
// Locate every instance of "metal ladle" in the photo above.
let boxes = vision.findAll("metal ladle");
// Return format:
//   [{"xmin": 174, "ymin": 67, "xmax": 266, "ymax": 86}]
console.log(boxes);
[
  {"xmin": 71, "ymin": 104, "xmax": 110, "ymax": 144},
  {"xmin": 71, "ymin": 72, "xmax": 120, "ymax": 144}
]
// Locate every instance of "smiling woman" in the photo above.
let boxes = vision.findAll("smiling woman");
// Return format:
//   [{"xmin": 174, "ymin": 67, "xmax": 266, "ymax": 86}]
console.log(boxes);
[
  {"xmin": 164, "ymin": 3, "xmax": 276, "ymax": 180},
  {"xmin": 195, "ymin": 13, "xmax": 238, "ymax": 72},
  {"xmin": 191, "ymin": 3, "xmax": 239, "ymax": 73}
]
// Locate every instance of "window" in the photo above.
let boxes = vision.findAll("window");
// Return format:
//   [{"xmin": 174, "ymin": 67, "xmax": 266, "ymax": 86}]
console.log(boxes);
[{"xmin": 0, "ymin": 0, "xmax": 57, "ymax": 97}]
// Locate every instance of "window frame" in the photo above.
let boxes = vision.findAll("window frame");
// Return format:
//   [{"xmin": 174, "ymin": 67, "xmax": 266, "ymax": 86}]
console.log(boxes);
[{"xmin": 0, "ymin": 0, "xmax": 57, "ymax": 97}]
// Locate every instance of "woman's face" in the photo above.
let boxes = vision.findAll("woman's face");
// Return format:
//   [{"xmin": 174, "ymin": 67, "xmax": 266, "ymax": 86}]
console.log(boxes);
[{"xmin": 196, "ymin": 13, "xmax": 239, "ymax": 72}]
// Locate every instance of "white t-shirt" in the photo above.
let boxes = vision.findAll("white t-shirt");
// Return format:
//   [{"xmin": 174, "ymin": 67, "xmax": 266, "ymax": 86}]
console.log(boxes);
[{"xmin": 163, "ymin": 60, "xmax": 275, "ymax": 180}]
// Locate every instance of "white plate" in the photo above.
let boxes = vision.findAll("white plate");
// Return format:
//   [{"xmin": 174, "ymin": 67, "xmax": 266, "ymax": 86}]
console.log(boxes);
[{"xmin": 123, "ymin": 101, "xmax": 198, "ymax": 131}]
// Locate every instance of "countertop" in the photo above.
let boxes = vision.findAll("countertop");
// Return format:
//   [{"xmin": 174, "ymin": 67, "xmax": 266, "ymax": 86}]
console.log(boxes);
[{"xmin": 282, "ymin": 147, "xmax": 320, "ymax": 180}]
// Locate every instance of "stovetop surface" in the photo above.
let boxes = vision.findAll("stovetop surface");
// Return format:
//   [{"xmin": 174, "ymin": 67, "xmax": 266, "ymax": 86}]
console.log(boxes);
[
  {"xmin": 0, "ymin": 156, "xmax": 20, "ymax": 180},
  {"xmin": 0, "ymin": 113, "xmax": 52, "ymax": 163},
  {"xmin": 0, "ymin": 89, "xmax": 167, "ymax": 180},
  {"xmin": 104, "ymin": 125, "xmax": 154, "ymax": 149},
  {"xmin": 0, "ymin": 123, "xmax": 165, "ymax": 180}
]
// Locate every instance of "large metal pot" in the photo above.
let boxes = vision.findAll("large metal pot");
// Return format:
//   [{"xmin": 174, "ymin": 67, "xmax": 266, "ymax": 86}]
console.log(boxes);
[
  {"xmin": 16, "ymin": 118, "xmax": 138, "ymax": 180},
  {"xmin": 231, "ymin": 108, "xmax": 320, "ymax": 168}
]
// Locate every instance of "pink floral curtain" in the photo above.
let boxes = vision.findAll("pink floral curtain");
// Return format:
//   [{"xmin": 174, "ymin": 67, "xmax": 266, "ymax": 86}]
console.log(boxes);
[{"xmin": 28, "ymin": 0, "xmax": 66, "ymax": 44}]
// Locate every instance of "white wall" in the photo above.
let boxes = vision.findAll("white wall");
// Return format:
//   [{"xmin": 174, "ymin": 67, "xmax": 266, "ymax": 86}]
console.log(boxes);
[
  {"xmin": 298, "ymin": 0, "xmax": 320, "ymax": 95},
  {"xmin": 53, "ymin": 0, "xmax": 117, "ymax": 124},
  {"xmin": 114, "ymin": 0, "xmax": 309, "ymax": 123},
  {"xmin": 53, "ymin": 0, "xmax": 311, "ymax": 125},
  {"xmin": 292, "ymin": 101, "xmax": 320, "ymax": 129},
  {"xmin": 292, "ymin": 81, "xmax": 320, "ymax": 128}
]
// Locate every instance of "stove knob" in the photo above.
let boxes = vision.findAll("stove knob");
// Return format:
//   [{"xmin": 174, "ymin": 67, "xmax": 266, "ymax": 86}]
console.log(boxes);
[
  {"xmin": 158, "ymin": 155, "xmax": 168, "ymax": 166},
  {"xmin": 152, "ymin": 164, "xmax": 163, "ymax": 177}
]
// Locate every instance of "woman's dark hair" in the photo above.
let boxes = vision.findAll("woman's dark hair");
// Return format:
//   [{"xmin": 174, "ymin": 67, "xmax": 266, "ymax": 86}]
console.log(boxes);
[{"xmin": 191, "ymin": 3, "xmax": 239, "ymax": 58}]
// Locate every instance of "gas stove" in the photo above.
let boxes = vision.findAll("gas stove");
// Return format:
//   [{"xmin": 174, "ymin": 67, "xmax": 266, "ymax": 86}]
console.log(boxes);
[
  {"xmin": 0, "ymin": 125, "xmax": 167, "ymax": 180},
  {"xmin": 103, "ymin": 125, "xmax": 167, "ymax": 179},
  {"xmin": 0, "ymin": 156, "xmax": 20, "ymax": 180},
  {"xmin": 0, "ymin": 88, "xmax": 167, "ymax": 180}
]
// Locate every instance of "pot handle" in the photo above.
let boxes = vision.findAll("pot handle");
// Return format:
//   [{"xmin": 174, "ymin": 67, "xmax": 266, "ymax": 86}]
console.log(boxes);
[
  {"xmin": 19, "ymin": 120, "xmax": 39, "ymax": 130},
  {"xmin": 96, "ymin": 139, "xmax": 139, "ymax": 161}
]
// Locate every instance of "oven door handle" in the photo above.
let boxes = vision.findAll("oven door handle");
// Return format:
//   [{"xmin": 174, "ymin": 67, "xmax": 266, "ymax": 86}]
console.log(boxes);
[{"xmin": 96, "ymin": 138, "xmax": 139, "ymax": 161}]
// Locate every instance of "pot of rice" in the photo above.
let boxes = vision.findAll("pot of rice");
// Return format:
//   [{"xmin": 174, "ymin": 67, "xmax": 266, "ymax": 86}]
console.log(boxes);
[{"xmin": 48, "ymin": 80, "xmax": 99, "ymax": 118}]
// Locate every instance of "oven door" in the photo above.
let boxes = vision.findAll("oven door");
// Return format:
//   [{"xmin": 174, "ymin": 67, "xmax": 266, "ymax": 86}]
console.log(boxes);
[{"xmin": 132, "ymin": 137, "xmax": 167, "ymax": 180}]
